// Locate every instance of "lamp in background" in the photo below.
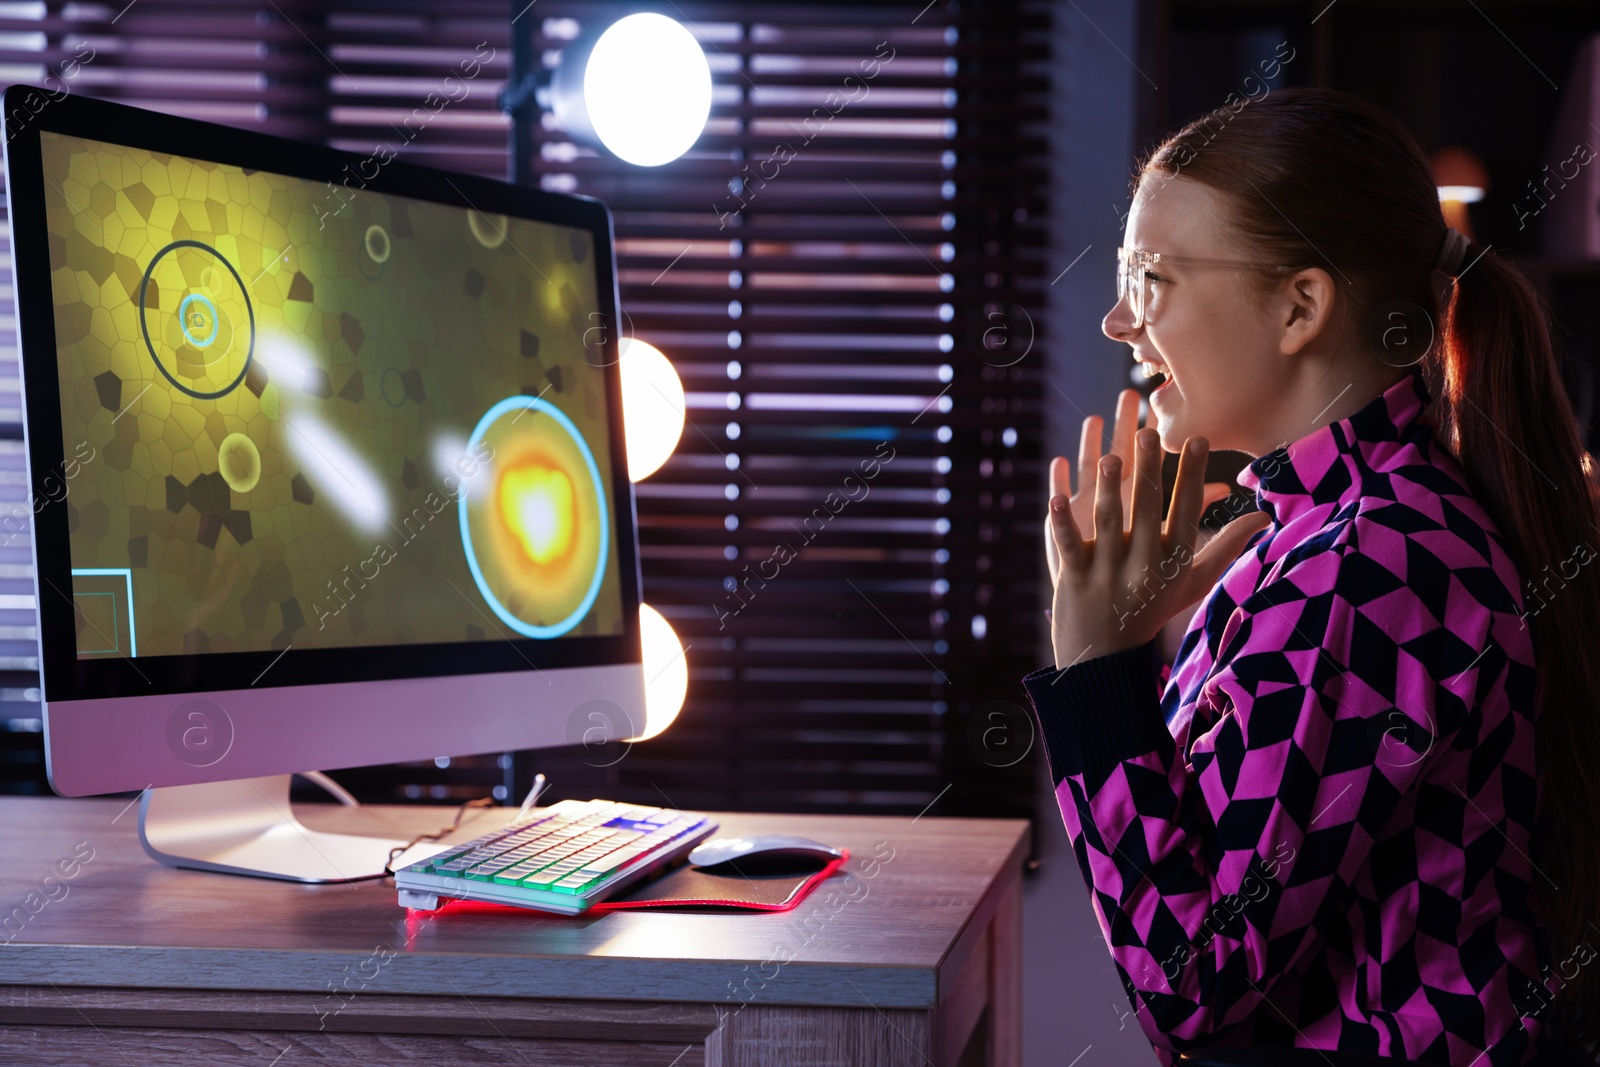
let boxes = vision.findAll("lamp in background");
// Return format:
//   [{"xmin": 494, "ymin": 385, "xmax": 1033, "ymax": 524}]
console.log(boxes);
[
  {"xmin": 630, "ymin": 603, "xmax": 687, "ymax": 741},
  {"xmin": 617, "ymin": 338, "xmax": 688, "ymax": 739},
  {"xmin": 540, "ymin": 13, "xmax": 712, "ymax": 167},
  {"xmin": 620, "ymin": 337, "xmax": 686, "ymax": 482},
  {"xmin": 1430, "ymin": 146, "xmax": 1488, "ymax": 241}
]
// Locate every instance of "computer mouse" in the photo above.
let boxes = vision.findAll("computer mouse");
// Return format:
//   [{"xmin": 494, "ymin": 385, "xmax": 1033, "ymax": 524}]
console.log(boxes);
[{"xmin": 688, "ymin": 834, "xmax": 843, "ymax": 869}]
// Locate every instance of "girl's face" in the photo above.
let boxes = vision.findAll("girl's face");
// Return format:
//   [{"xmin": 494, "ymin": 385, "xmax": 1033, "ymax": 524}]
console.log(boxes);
[{"xmin": 1101, "ymin": 174, "xmax": 1293, "ymax": 457}]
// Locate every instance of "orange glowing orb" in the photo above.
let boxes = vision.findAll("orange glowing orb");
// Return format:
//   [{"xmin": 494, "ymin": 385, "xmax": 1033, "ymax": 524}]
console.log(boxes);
[{"xmin": 497, "ymin": 461, "xmax": 576, "ymax": 566}]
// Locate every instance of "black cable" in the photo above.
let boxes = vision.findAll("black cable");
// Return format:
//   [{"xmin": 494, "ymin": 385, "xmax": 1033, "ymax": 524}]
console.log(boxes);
[{"xmin": 384, "ymin": 796, "xmax": 495, "ymax": 877}]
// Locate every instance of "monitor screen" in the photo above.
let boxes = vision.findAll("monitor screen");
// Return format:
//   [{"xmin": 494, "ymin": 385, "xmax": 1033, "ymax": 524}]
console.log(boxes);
[{"xmin": 37, "ymin": 131, "xmax": 626, "ymax": 661}]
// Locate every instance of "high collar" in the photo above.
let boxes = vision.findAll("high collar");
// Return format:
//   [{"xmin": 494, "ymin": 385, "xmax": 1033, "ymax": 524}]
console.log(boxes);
[{"xmin": 1235, "ymin": 366, "xmax": 1432, "ymax": 528}]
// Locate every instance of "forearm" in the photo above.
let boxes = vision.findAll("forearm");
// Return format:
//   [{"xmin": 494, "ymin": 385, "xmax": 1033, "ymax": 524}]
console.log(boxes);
[{"xmin": 1021, "ymin": 639, "xmax": 1296, "ymax": 1045}]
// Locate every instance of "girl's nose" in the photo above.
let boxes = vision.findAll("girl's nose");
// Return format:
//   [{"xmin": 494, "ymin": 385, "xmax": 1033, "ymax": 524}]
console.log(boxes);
[{"xmin": 1103, "ymin": 297, "xmax": 1139, "ymax": 343}]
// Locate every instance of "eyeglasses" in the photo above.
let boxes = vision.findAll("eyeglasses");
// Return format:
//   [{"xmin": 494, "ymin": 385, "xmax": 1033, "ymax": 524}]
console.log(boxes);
[{"xmin": 1115, "ymin": 246, "xmax": 1295, "ymax": 328}]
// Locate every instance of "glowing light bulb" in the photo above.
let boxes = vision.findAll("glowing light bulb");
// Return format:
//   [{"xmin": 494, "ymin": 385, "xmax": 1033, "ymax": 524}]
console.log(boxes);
[
  {"xmin": 1436, "ymin": 185, "xmax": 1485, "ymax": 203},
  {"xmin": 620, "ymin": 338, "xmax": 685, "ymax": 481},
  {"xmin": 582, "ymin": 14, "xmax": 711, "ymax": 167},
  {"xmin": 628, "ymin": 602, "xmax": 686, "ymax": 742}
]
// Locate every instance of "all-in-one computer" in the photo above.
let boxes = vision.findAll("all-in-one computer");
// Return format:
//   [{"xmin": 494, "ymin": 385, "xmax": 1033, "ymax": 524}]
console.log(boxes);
[{"xmin": 2, "ymin": 87, "xmax": 713, "ymax": 908}]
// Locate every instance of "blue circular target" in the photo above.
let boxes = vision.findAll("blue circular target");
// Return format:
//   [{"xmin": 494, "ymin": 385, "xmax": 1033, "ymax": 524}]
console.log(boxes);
[
  {"xmin": 178, "ymin": 293, "xmax": 219, "ymax": 348},
  {"xmin": 138, "ymin": 240, "xmax": 255, "ymax": 401}
]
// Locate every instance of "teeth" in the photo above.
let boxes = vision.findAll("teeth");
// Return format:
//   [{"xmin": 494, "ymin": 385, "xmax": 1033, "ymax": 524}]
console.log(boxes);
[{"xmin": 1139, "ymin": 362, "xmax": 1166, "ymax": 380}]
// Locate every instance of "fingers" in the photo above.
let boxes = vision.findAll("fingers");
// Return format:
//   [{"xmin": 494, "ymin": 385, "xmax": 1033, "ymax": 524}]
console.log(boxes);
[
  {"xmin": 1112, "ymin": 388, "xmax": 1141, "ymax": 473},
  {"xmin": 1093, "ymin": 452, "xmax": 1124, "ymax": 566},
  {"xmin": 1050, "ymin": 455, "xmax": 1073, "ymax": 501},
  {"xmin": 1077, "ymin": 415, "xmax": 1103, "ymax": 498},
  {"xmin": 1049, "ymin": 491, "xmax": 1084, "ymax": 568},
  {"xmin": 1128, "ymin": 427, "xmax": 1163, "ymax": 557},
  {"xmin": 1165, "ymin": 435, "xmax": 1209, "ymax": 556}
]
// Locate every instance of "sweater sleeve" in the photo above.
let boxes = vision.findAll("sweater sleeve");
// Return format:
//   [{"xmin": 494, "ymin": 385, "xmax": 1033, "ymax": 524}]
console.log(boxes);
[{"xmin": 1022, "ymin": 557, "xmax": 1461, "ymax": 1051}]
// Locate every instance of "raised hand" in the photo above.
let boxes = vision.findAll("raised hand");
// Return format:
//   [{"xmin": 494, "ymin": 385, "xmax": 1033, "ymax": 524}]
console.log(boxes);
[
  {"xmin": 1046, "ymin": 425, "xmax": 1273, "ymax": 669},
  {"xmin": 1046, "ymin": 388, "xmax": 1233, "ymax": 587}
]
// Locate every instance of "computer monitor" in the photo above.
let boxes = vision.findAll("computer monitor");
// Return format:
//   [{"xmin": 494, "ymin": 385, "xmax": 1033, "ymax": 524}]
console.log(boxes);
[{"xmin": 2, "ymin": 87, "xmax": 647, "ymax": 881}]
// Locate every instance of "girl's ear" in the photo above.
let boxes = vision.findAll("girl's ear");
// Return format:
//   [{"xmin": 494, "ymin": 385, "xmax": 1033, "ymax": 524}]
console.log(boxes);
[{"xmin": 1277, "ymin": 266, "xmax": 1338, "ymax": 356}]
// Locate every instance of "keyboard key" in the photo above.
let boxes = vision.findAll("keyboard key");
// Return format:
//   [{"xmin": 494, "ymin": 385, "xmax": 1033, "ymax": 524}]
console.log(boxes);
[
  {"xmin": 571, "ymin": 838, "xmax": 648, "ymax": 867},
  {"xmin": 551, "ymin": 872, "xmax": 604, "ymax": 894},
  {"xmin": 514, "ymin": 811, "xmax": 559, "ymax": 825},
  {"xmin": 511, "ymin": 834, "xmax": 559, "ymax": 850},
  {"xmin": 546, "ymin": 801, "xmax": 597, "ymax": 818},
  {"xmin": 493, "ymin": 864, "xmax": 549, "ymax": 885},
  {"xmin": 617, "ymin": 807, "xmax": 660, "ymax": 820},
  {"xmin": 420, "ymin": 850, "xmax": 469, "ymax": 871},
  {"xmin": 576, "ymin": 848, "xmax": 649, "ymax": 878},
  {"xmin": 465, "ymin": 858, "xmax": 521, "ymax": 880},
  {"xmin": 522, "ymin": 869, "xmax": 568, "ymax": 888},
  {"xmin": 504, "ymin": 826, "xmax": 553, "ymax": 843},
  {"xmin": 505, "ymin": 859, "xmax": 558, "ymax": 879}
]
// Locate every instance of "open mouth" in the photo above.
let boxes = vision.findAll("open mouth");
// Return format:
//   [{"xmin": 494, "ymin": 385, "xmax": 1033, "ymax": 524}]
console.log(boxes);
[{"xmin": 1138, "ymin": 360, "xmax": 1172, "ymax": 390}]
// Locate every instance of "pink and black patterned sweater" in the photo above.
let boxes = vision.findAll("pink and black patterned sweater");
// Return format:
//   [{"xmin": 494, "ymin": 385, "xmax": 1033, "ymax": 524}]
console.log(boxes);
[{"xmin": 1022, "ymin": 367, "xmax": 1553, "ymax": 1065}]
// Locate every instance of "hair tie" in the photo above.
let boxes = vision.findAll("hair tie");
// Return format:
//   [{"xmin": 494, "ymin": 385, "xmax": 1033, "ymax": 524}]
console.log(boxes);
[{"xmin": 1434, "ymin": 227, "xmax": 1471, "ymax": 277}]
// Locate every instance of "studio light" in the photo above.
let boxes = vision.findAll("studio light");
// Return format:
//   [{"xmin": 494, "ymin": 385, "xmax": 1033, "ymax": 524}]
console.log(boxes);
[
  {"xmin": 631, "ymin": 602, "xmax": 687, "ymax": 741},
  {"xmin": 549, "ymin": 13, "xmax": 712, "ymax": 167},
  {"xmin": 619, "ymin": 337, "xmax": 685, "ymax": 482}
]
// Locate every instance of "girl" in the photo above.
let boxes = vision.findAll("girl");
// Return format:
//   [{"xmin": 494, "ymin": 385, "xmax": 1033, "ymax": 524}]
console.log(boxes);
[{"xmin": 1024, "ymin": 87, "xmax": 1600, "ymax": 1065}]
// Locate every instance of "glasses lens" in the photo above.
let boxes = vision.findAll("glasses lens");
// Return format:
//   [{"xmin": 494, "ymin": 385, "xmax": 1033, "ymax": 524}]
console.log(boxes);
[
  {"xmin": 1137, "ymin": 257, "xmax": 1147, "ymax": 326},
  {"xmin": 1116, "ymin": 248, "xmax": 1145, "ymax": 327},
  {"xmin": 1130, "ymin": 250, "xmax": 1143, "ymax": 327}
]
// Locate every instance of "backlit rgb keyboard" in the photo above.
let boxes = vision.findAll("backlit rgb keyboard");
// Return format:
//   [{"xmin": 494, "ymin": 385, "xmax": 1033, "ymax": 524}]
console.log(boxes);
[{"xmin": 394, "ymin": 798, "xmax": 718, "ymax": 915}]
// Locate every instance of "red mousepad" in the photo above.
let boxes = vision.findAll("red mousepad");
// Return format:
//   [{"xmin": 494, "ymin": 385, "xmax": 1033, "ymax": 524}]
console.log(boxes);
[{"xmin": 588, "ymin": 848, "xmax": 850, "ymax": 912}]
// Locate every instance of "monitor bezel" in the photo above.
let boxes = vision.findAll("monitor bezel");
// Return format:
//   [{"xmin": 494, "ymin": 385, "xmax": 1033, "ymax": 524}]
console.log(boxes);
[{"xmin": 3, "ymin": 85, "xmax": 644, "ymax": 705}]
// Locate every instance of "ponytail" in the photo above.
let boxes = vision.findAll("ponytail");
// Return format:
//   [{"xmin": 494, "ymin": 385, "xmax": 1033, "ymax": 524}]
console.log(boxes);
[{"xmin": 1436, "ymin": 245, "xmax": 1600, "ymax": 1048}]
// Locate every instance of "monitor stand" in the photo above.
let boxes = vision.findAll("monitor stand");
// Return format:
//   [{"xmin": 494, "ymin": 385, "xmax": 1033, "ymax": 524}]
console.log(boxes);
[{"xmin": 138, "ymin": 774, "xmax": 429, "ymax": 883}]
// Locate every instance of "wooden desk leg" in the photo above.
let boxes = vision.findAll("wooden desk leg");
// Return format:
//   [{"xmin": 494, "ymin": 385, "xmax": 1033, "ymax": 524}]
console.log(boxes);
[{"xmin": 988, "ymin": 875, "xmax": 1022, "ymax": 1067}]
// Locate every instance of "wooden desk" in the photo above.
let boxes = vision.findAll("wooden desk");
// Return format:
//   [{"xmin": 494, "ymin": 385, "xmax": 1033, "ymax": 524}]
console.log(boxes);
[{"xmin": 0, "ymin": 797, "xmax": 1026, "ymax": 1066}]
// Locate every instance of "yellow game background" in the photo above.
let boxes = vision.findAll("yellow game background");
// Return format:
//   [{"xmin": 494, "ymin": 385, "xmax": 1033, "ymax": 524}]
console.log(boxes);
[{"xmin": 40, "ymin": 131, "xmax": 624, "ymax": 658}]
